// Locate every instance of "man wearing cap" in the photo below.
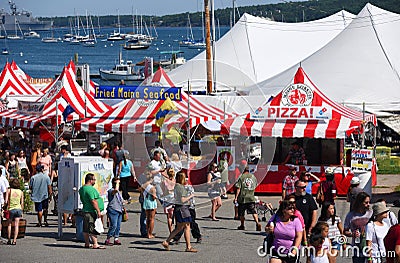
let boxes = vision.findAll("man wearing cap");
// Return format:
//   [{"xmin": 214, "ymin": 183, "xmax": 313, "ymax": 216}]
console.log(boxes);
[
  {"xmin": 283, "ymin": 141, "xmax": 306, "ymax": 165},
  {"xmin": 234, "ymin": 166, "xmax": 262, "ymax": 231},
  {"xmin": 365, "ymin": 202, "xmax": 390, "ymax": 263},
  {"xmin": 282, "ymin": 165, "xmax": 299, "ymax": 200},
  {"xmin": 347, "ymin": 177, "xmax": 363, "ymax": 211},
  {"xmin": 384, "ymin": 210, "xmax": 400, "ymax": 263},
  {"xmin": 29, "ymin": 164, "xmax": 52, "ymax": 227}
]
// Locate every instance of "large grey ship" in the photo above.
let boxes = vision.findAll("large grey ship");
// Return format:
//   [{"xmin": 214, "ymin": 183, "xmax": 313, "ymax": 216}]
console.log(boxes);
[{"xmin": 0, "ymin": 0, "xmax": 52, "ymax": 32}]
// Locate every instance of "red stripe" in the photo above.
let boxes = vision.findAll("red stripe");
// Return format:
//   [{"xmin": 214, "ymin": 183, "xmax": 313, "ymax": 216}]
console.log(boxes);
[
  {"xmin": 261, "ymin": 119, "xmax": 276, "ymax": 137},
  {"xmin": 303, "ymin": 120, "xmax": 318, "ymax": 138},
  {"xmin": 282, "ymin": 119, "xmax": 297, "ymax": 138}
]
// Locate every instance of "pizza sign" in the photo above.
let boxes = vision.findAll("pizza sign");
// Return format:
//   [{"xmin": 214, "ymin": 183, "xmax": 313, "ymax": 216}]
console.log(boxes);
[{"xmin": 282, "ymin": 83, "xmax": 313, "ymax": 106}]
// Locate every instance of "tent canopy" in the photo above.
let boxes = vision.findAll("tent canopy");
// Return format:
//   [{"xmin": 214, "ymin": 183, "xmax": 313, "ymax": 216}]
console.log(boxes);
[
  {"xmin": 169, "ymin": 10, "xmax": 354, "ymax": 92},
  {"xmin": 249, "ymin": 3, "xmax": 400, "ymax": 113},
  {"xmin": 75, "ymin": 67, "xmax": 235, "ymax": 133},
  {"xmin": 0, "ymin": 61, "xmax": 42, "ymax": 99},
  {"xmin": 0, "ymin": 64, "xmax": 111, "ymax": 129},
  {"xmin": 222, "ymin": 67, "xmax": 376, "ymax": 139}
]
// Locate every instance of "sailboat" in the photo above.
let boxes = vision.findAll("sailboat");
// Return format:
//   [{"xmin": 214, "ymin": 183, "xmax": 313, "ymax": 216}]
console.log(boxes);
[
  {"xmin": 179, "ymin": 14, "xmax": 195, "ymax": 47},
  {"xmin": 7, "ymin": 16, "xmax": 23, "ymax": 40},
  {"xmin": 41, "ymin": 24, "xmax": 59, "ymax": 43},
  {"xmin": 1, "ymin": 24, "xmax": 9, "ymax": 55},
  {"xmin": 82, "ymin": 14, "xmax": 97, "ymax": 47},
  {"xmin": 188, "ymin": 12, "xmax": 206, "ymax": 49},
  {"xmin": 107, "ymin": 10, "xmax": 124, "ymax": 41}
]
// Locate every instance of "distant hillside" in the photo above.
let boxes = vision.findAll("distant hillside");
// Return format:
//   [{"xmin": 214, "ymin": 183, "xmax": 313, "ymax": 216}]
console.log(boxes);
[{"xmin": 47, "ymin": 0, "xmax": 400, "ymax": 28}]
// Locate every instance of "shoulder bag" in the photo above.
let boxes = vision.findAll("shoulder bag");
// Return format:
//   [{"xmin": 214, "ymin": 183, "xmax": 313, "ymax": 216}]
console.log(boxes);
[{"xmin": 316, "ymin": 183, "xmax": 325, "ymax": 205}]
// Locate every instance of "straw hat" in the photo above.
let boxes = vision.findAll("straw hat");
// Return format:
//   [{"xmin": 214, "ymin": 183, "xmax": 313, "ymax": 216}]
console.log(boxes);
[{"xmin": 372, "ymin": 202, "xmax": 390, "ymax": 216}]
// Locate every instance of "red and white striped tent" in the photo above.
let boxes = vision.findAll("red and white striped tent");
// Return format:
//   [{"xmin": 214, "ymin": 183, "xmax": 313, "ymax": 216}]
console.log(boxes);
[
  {"xmin": 0, "ymin": 61, "xmax": 42, "ymax": 99},
  {"xmin": 222, "ymin": 67, "xmax": 376, "ymax": 139},
  {"xmin": 75, "ymin": 67, "xmax": 234, "ymax": 133},
  {"xmin": 10, "ymin": 60, "xmax": 32, "ymax": 81},
  {"xmin": 0, "ymin": 65, "xmax": 111, "ymax": 128},
  {"xmin": 40, "ymin": 61, "xmax": 96, "ymax": 96}
]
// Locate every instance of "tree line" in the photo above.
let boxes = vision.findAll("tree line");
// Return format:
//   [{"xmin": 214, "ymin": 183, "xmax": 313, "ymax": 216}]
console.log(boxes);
[{"xmin": 41, "ymin": 0, "xmax": 400, "ymax": 28}]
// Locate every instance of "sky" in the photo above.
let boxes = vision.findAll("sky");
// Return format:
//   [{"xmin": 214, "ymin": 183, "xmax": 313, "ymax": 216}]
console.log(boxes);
[{"xmin": 0, "ymin": 0, "xmax": 288, "ymax": 17}]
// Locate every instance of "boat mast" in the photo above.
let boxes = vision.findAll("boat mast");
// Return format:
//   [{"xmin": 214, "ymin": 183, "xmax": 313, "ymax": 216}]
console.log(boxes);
[{"xmin": 204, "ymin": 0, "xmax": 212, "ymax": 94}]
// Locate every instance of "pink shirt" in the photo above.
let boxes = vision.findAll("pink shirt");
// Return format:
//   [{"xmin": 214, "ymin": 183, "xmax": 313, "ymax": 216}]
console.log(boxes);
[
  {"xmin": 39, "ymin": 155, "xmax": 52, "ymax": 173},
  {"xmin": 294, "ymin": 210, "xmax": 305, "ymax": 228}
]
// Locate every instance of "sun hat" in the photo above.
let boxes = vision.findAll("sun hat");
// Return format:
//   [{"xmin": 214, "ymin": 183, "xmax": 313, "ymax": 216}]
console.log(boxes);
[
  {"xmin": 350, "ymin": 177, "xmax": 360, "ymax": 185},
  {"xmin": 372, "ymin": 202, "xmax": 390, "ymax": 216}
]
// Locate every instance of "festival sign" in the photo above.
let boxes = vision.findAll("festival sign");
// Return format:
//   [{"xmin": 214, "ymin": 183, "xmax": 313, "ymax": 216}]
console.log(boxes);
[
  {"xmin": 95, "ymin": 86, "xmax": 182, "ymax": 101},
  {"xmin": 251, "ymin": 83, "xmax": 332, "ymax": 120},
  {"xmin": 351, "ymin": 148, "xmax": 373, "ymax": 171},
  {"xmin": 17, "ymin": 101, "xmax": 46, "ymax": 116}
]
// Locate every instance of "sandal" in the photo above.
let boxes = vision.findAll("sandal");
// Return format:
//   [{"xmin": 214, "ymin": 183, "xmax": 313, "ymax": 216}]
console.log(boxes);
[
  {"xmin": 162, "ymin": 241, "xmax": 170, "ymax": 251},
  {"xmin": 185, "ymin": 247, "xmax": 198, "ymax": 253},
  {"xmin": 11, "ymin": 241, "xmax": 16, "ymax": 245},
  {"xmin": 44, "ymin": 222, "xmax": 49, "ymax": 227},
  {"xmin": 35, "ymin": 223, "xmax": 42, "ymax": 227},
  {"xmin": 84, "ymin": 244, "xmax": 93, "ymax": 249}
]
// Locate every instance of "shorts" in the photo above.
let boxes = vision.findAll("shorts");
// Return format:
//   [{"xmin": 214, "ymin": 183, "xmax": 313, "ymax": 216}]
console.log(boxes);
[
  {"xmin": 238, "ymin": 202, "xmax": 257, "ymax": 216},
  {"xmin": 271, "ymin": 249, "xmax": 299, "ymax": 263},
  {"xmin": 9, "ymin": 209, "xmax": 23, "ymax": 220},
  {"xmin": 208, "ymin": 189, "xmax": 221, "ymax": 200},
  {"xmin": 163, "ymin": 204, "xmax": 174, "ymax": 217},
  {"xmin": 34, "ymin": 199, "xmax": 49, "ymax": 212},
  {"xmin": 83, "ymin": 212, "xmax": 98, "ymax": 235}
]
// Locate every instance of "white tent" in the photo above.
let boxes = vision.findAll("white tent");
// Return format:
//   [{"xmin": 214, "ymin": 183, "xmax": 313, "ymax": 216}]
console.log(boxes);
[
  {"xmin": 169, "ymin": 11, "xmax": 354, "ymax": 92},
  {"xmin": 249, "ymin": 3, "xmax": 400, "ymax": 113}
]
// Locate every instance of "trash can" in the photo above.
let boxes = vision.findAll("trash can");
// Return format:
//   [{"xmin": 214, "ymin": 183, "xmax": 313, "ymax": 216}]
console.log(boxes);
[{"xmin": 74, "ymin": 210, "xmax": 84, "ymax": 242}]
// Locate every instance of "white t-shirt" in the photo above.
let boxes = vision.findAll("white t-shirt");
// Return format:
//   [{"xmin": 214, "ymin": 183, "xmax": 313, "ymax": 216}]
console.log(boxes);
[
  {"xmin": 383, "ymin": 211, "xmax": 398, "ymax": 227},
  {"xmin": 311, "ymin": 238, "xmax": 330, "ymax": 263},
  {"xmin": 0, "ymin": 175, "xmax": 9, "ymax": 205},
  {"xmin": 149, "ymin": 160, "xmax": 162, "ymax": 184},
  {"xmin": 365, "ymin": 221, "xmax": 390, "ymax": 258}
]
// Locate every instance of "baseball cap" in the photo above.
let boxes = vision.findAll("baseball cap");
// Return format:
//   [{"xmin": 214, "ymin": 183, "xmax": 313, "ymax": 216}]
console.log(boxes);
[{"xmin": 350, "ymin": 177, "xmax": 360, "ymax": 185}]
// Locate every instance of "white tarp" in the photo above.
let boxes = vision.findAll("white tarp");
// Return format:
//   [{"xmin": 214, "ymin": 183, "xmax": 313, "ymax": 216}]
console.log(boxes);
[
  {"xmin": 169, "ymin": 11, "xmax": 354, "ymax": 92},
  {"xmin": 249, "ymin": 3, "xmax": 400, "ymax": 113}
]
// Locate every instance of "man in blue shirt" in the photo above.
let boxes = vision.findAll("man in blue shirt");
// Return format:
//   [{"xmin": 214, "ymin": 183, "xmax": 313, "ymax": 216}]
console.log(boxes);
[{"xmin": 29, "ymin": 164, "xmax": 52, "ymax": 227}]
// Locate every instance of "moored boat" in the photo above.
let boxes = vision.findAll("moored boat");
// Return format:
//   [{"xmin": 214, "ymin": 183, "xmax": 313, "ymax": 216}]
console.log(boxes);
[{"xmin": 99, "ymin": 52, "xmax": 145, "ymax": 81}]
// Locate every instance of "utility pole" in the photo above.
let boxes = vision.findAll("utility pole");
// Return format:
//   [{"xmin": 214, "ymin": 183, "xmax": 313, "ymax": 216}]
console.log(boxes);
[{"xmin": 204, "ymin": 0, "xmax": 213, "ymax": 94}]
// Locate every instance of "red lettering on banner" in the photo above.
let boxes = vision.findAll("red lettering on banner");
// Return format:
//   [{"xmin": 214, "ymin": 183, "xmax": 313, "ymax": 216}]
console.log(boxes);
[
  {"xmin": 298, "ymin": 108, "xmax": 308, "ymax": 118},
  {"xmin": 268, "ymin": 107, "xmax": 276, "ymax": 117},
  {"xmin": 281, "ymin": 107, "xmax": 289, "ymax": 118},
  {"xmin": 289, "ymin": 108, "xmax": 298, "ymax": 118}
]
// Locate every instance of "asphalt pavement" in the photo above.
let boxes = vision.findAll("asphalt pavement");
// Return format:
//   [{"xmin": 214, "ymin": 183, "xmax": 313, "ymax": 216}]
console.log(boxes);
[{"xmin": 1, "ymin": 174, "xmax": 399, "ymax": 263}]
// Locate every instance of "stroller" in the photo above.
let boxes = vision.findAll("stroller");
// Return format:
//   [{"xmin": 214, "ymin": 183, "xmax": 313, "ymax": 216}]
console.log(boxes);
[{"xmin": 255, "ymin": 200, "xmax": 277, "ymax": 222}]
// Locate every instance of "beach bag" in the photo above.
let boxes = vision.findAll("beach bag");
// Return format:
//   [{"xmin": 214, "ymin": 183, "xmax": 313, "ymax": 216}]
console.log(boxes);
[
  {"xmin": 122, "ymin": 208, "xmax": 128, "ymax": 222},
  {"xmin": 316, "ymin": 184, "xmax": 325, "ymax": 205}
]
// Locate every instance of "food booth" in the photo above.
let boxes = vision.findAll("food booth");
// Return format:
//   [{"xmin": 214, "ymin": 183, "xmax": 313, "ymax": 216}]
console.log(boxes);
[{"xmin": 221, "ymin": 67, "xmax": 377, "ymax": 195}]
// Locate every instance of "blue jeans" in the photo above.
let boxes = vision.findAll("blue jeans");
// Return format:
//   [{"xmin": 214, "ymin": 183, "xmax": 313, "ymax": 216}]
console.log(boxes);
[
  {"xmin": 140, "ymin": 200, "xmax": 147, "ymax": 237},
  {"xmin": 107, "ymin": 208, "xmax": 122, "ymax": 238}
]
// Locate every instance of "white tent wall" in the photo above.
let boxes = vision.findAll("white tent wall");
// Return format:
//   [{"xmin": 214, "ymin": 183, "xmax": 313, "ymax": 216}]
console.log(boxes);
[
  {"xmin": 169, "ymin": 11, "xmax": 354, "ymax": 92},
  {"xmin": 194, "ymin": 95, "xmax": 267, "ymax": 115},
  {"xmin": 249, "ymin": 4, "xmax": 400, "ymax": 113}
]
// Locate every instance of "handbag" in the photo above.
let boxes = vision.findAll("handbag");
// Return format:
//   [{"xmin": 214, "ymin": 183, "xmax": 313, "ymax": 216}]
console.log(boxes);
[
  {"xmin": 316, "ymin": 184, "xmax": 325, "ymax": 205},
  {"xmin": 3, "ymin": 209, "xmax": 10, "ymax": 219},
  {"xmin": 122, "ymin": 208, "xmax": 128, "ymax": 222},
  {"xmin": 179, "ymin": 205, "xmax": 191, "ymax": 219}
]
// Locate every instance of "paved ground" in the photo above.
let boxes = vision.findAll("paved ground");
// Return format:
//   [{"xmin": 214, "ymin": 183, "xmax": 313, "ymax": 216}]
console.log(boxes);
[{"xmin": 1, "ymin": 174, "xmax": 399, "ymax": 263}]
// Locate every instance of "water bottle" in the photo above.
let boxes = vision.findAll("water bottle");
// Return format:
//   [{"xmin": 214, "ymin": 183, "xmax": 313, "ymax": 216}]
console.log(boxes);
[
  {"xmin": 234, "ymin": 200, "xmax": 239, "ymax": 207},
  {"xmin": 355, "ymin": 229, "xmax": 360, "ymax": 244}
]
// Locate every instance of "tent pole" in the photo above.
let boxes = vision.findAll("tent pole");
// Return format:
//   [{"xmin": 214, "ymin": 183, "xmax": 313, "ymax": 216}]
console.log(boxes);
[
  {"xmin": 361, "ymin": 102, "xmax": 365, "ymax": 148},
  {"xmin": 187, "ymin": 80, "xmax": 191, "ymax": 176},
  {"xmin": 55, "ymin": 99, "xmax": 59, "ymax": 146}
]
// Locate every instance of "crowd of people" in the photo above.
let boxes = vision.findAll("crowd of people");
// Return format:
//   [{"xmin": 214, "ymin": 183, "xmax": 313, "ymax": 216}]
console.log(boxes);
[{"xmin": 1, "ymin": 136, "xmax": 400, "ymax": 263}]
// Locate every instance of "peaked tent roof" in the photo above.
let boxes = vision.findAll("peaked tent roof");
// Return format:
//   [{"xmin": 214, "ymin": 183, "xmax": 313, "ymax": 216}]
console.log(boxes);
[
  {"xmin": 168, "ymin": 11, "xmax": 354, "ymax": 92},
  {"xmin": 0, "ymin": 65, "xmax": 111, "ymax": 128},
  {"xmin": 249, "ymin": 4, "xmax": 400, "ymax": 113},
  {"xmin": 222, "ymin": 67, "xmax": 375, "ymax": 139},
  {"xmin": 75, "ymin": 67, "xmax": 234, "ymax": 133},
  {"xmin": 0, "ymin": 61, "xmax": 42, "ymax": 99},
  {"xmin": 10, "ymin": 61, "xmax": 31, "ymax": 81}
]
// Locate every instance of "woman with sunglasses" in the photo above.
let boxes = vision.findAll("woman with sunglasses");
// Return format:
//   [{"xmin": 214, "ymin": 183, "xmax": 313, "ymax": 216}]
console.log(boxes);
[
  {"xmin": 17, "ymin": 150, "xmax": 30, "ymax": 182},
  {"xmin": 266, "ymin": 199, "xmax": 303, "ymax": 263}
]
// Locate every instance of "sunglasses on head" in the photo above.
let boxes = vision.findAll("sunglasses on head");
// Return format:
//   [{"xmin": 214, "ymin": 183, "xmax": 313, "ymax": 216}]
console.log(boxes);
[{"xmin": 296, "ymin": 185, "xmax": 306, "ymax": 189}]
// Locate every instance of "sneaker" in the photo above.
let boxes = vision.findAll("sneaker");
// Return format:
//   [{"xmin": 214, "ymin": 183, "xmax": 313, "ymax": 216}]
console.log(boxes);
[
  {"xmin": 104, "ymin": 239, "xmax": 113, "ymax": 246},
  {"xmin": 256, "ymin": 223, "xmax": 262, "ymax": 231},
  {"xmin": 114, "ymin": 240, "xmax": 122, "ymax": 245},
  {"xmin": 237, "ymin": 225, "xmax": 245, "ymax": 230},
  {"xmin": 221, "ymin": 195, "xmax": 228, "ymax": 199}
]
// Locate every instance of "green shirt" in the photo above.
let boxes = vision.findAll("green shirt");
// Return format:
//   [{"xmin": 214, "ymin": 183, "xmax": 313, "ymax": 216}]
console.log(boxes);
[
  {"xmin": 235, "ymin": 172, "xmax": 257, "ymax": 204},
  {"xmin": 79, "ymin": 185, "xmax": 104, "ymax": 213}
]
